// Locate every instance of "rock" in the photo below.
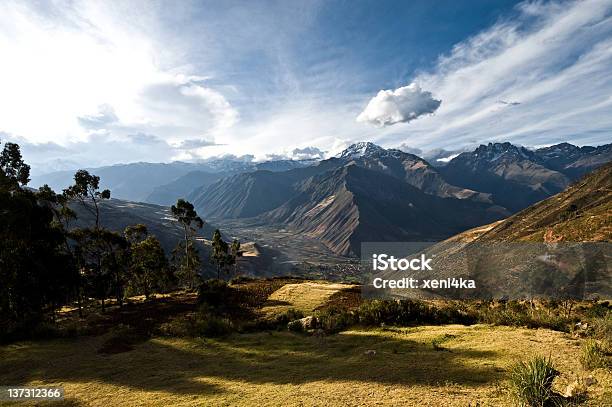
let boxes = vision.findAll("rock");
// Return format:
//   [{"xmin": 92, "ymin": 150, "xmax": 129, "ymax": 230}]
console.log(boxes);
[
  {"xmin": 564, "ymin": 381, "xmax": 587, "ymax": 398},
  {"xmin": 287, "ymin": 316, "xmax": 317, "ymax": 331},
  {"xmin": 297, "ymin": 316, "xmax": 316, "ymax": 330}
]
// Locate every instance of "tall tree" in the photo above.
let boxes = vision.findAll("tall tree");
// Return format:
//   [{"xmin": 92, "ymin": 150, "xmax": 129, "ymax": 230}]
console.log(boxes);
[
  {"xmin": 0, "ymin": 141, "xmax": 75, "ymax": 336},
  {"xmin": 170, "ymin": 199, "xmax": 203, "ymax": 289}
]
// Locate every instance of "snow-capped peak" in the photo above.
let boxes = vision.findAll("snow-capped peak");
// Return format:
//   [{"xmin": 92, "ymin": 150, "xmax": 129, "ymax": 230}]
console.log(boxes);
[{"xmin": 339, "ymin": 142, "xmax": 385, "ymax": 159}]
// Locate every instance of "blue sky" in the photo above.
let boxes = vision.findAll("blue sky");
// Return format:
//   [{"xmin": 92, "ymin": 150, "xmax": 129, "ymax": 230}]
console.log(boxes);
[{"xmin": 1, "ymin": 0, "xmax": 611, "ymax": 174}]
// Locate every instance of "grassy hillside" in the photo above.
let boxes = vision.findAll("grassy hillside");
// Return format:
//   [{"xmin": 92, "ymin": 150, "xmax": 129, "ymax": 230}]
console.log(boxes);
[{"xmin": 473, "ymin": 162, "xmax": 612, "ymax": 242}]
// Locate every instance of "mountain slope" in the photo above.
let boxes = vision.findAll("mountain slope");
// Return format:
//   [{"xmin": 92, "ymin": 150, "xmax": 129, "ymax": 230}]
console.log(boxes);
[
  {"xmin": 70, "ymin": 198, "xmax": 218, "ymax": 253},
  {"xmin": 263, "ymin": 164, "xmax": 508, "ymax": 256},
  {"xmin": 146, "ymin": 171, "xmax": 224, "ymax": 206},
  {"xmin": 473, "ymin": 161, "xmax": 612, "ymax": 242}
]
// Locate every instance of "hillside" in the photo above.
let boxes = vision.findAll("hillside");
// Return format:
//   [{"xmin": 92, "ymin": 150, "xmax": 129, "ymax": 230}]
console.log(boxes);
[
  {"xmin": 388, "ymin": 164, "xmax": 612, "ymax": 300},
  {"xmin": 70, "ymin": 198, "xmax": 218, "ymax": 254},
  {"xmin": 264, "ymin": 164, "xmax": 508, "ymax": 256},
  {"xmin": 475, "ymin": 162, "xmax": 612, "ymax": 242}
]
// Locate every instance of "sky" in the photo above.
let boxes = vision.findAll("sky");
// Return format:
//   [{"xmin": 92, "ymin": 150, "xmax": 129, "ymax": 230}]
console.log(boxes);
[{"xmin": 1, "ymin": 0, "xmax": 611, "ymax": 174}]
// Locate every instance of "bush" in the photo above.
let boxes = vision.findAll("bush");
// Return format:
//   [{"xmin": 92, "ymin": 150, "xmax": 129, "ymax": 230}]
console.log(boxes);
[
  {"xmin": 509, "ymin": 356, "xmax": 561, "ymax": 407},
  {"xmin": 194, "ymin": 314, "xmax": 233, "ymax": 337},
  {"xmin": 580, "ymin": 339, "xmax": 609, "ymax": 370},
  {"xmin": 589, "ymin": 314, "xmax": 612, "ymax": 342},
  {"xmin": 198, "ymin": 279, "xmax": 233, "ymax": 308},
  {"xmin": 316, "ymin": 307, "xmax": 358, "ymax": 334}
]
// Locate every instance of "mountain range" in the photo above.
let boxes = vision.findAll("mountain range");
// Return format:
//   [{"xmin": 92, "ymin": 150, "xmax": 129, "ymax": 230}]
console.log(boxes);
[
  {"xmin": 31, "ymin": 158, "xmax": 317, "ymax": 204},
  {"xmin": 32, "ymin": 140, "xmax": 611, "ymax": 257},
  {"xmin": 192, "ymin": 141, "xmax": 610, "ymax": 256}
]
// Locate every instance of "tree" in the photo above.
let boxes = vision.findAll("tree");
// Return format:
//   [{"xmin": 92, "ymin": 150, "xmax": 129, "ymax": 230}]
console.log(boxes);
[
  {"xmin": 71, "ymin": 228, "xmax": 128, "ymax": 311},
  {"xmin": 211, "ymin": 229, "xmax": 229, "ymax": 280},
  {"xmin": 0, "ymin": 141, "xmax": 75, "ymax": 336},
  {"xmin": 170, "ymin": 199, "xmax": 203, "ymax": 289},
  {"xmin": 64, "ymin": 170, "xmax": 110, "ymax": 230},
  {"xmin": 124, "ymin": 225, "xmax": 169, "ymax": 299},
  {"xmin": 0, "ymin": 141, "xmax": 30, "ymax": 190},
  {"xmin": 230, "ymin": 239, "xmax": 241, "ymax": 277}
]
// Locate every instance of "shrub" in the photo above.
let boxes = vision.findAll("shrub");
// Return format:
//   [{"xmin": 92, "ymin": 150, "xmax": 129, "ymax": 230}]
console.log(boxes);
[
  {"xmin": 580, "ymin": 339, "xmax": 609, "ymax": 370},
  {"xmin": 509, "ymin": 356, "xmax": 561, "ymax": 407},
  {"xmin": 193, "ymin": 313, "xmax": 233, "ymax": 337},
  {"xmin": 198, "ymin": 279, "xmax": 233, "ymax": 308},
  {"xmin": 589, "ymin": 314, "xmax": 612, "ymax": 342},
  {"xmin": 315, "ymin": 307, "xmax": 358, "ymax": 334}
]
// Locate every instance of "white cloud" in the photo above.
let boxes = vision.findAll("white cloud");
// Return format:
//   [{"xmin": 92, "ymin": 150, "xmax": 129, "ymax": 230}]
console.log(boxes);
[{"xmin": 356, "ymin": 83, "xmax": 441, "ymax": 126}]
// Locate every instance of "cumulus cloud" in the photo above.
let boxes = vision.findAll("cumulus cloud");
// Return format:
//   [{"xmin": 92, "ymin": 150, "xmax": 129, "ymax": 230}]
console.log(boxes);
[{"xmin": 356, "ymin": 83, "xmax": 441, "ymax": 126}]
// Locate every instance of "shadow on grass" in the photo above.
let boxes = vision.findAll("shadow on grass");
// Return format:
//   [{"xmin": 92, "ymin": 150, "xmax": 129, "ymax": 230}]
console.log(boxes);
[{"xmin": 0, "ymin": 330, "xmax": 503, "ymax": 398}]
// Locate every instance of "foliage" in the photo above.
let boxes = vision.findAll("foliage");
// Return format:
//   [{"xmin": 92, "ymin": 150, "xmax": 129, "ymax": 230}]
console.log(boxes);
[
  {"xmin": 198, "ymin": 279, "xmax": 234, "ymax": 308},
  {"xmin": 580, "ymin": 339, "xmax": 609, "ymax": 370},
  {"xmin": 63, "ymin": 169, "xmax": 110, "ymax": 229},
  {"xmin": 0, "ymin": 141, "xmax": 30, "ymax": 190},
  {"xmin": 0, "ymin": 140, "xmax": 75, "ymax": 340},
  {"xmin": 170, "ymin": 199, "xmax": 203, "ymax": 288},
  {"xmin": 509, "ymin": 356, "xmax": 561, "ymax": 407},
  {"xmin": 125, "ymin": 225, "xmax": 170, "ymax": 298}
]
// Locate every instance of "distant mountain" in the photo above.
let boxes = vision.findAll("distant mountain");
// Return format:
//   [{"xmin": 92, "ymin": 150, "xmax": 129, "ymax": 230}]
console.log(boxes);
[
  {"xmin": 339, "ymin": 142, "xmax": 491, "ymax": 202},
  {"xmin": 30, "ymin": 158, "xmax": 318, "ymax": 203},
  {"xmin": 456, "ymin": 144, "xmax": 569, "ymax": 206},
  {"xmin": 194, "ymin": 142, "xmax": 510, "ymax": 256},
  {"xmin": 146, "ymin": 171, "xmax": 225, "ymax": 206},
  {"xmin": 534, "ymin": 142, "xmax": 612, "ymax": 179}
]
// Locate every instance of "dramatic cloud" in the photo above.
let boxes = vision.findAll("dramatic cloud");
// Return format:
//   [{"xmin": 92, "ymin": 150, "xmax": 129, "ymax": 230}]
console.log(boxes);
[
  {"xmin": 0, "ymin": 1, "xmax": 237, "ymax": 158},
  {"xmin": 356, "ymin": 83, "xmax": 441, "ymax": 126}
]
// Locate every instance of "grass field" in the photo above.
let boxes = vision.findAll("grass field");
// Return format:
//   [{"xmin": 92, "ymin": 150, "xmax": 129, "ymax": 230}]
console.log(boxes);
[
  {"xmin": 1, "ymin": 325, "xmax": 610, "ymax": 406},
  {"xmin": 1, "ymin": 282, "xmax": 610, "ymax": 406}
]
